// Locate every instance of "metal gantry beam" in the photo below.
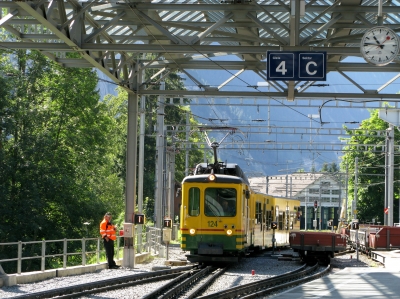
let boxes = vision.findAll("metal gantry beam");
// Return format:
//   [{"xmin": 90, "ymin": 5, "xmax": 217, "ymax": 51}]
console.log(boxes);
[
  {"xmin": 2, "ymin": 0, "xmax": 400, "ymax": 99},
  {"xmin": 172, "ymin": 141, "xmax": 392, "ymax": 153}
]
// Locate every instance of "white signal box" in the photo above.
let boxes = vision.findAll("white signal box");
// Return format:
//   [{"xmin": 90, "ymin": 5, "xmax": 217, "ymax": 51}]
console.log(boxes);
[
  {"xmin": 163, "ymin": 228, "xmax": 172, "ymax": 242},
  {"xmin": 123, "ymin": 223, "xmax": 134, "ymax": 238}
]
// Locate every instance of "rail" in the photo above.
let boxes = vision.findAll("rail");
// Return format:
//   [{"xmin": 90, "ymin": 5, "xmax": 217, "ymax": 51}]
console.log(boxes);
[{"xmin": 0, "ymin": 227, "xmax": 164, "ymax": 275}]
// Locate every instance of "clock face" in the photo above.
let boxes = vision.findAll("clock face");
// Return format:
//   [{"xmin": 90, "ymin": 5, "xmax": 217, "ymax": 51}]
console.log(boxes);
[{"xmin": 360, "ymin": 26, "xmax": 399, "ymax": 66}]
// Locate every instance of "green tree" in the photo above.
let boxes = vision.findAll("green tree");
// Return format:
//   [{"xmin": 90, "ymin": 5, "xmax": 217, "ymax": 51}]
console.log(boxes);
[
  {"xmin": 0, "ymin": 50, "xmax": 123, "ymax": 271},
  {"xmin": 320, "ymin": 162, "xmax": 339, "ymax": 172},
  {"xmin": 104, "ymin": 71, "xmax": 204, "ymax": 212},
  {"xmin": 340, "ymin": 109, "xmax": 399, "ymax": 223}
]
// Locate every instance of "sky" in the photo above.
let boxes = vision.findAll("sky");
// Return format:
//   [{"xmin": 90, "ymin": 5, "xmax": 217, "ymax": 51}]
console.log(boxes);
[{"xmin": 98, "ymin": 56, "xmax": 400, "ymax": 177}]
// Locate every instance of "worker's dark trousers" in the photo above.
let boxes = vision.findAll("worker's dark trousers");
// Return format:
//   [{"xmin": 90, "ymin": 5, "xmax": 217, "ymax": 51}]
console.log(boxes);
[{"xmin": 103, "ymin": 239, "xmax": 115, "ymax": 267}]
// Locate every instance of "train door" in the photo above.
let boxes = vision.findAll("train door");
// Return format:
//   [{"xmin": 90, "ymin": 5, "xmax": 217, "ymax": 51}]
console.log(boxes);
[
  {"xmin": 254, "ymin": 201, "xmax": 262, "ymax": 247},
  {"xmin": 182, "ymin": 186, "xmax": 201, "ymax": 247},
  {"xmin": 244, "ymin": 190, "xmax": 251, "ymax": 246},
  {"xmin": 263, "ymin": 202, "xmax": 267, "ymax": 247}
]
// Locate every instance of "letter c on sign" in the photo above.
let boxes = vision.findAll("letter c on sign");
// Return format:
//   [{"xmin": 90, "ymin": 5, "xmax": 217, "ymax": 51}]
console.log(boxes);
[{"xmin": 306, "ymin": 61, "xmax": 317, "ymax": 75}]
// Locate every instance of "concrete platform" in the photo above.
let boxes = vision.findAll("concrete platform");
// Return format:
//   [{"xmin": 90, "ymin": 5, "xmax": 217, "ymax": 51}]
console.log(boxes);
[
  {"xmin": 0, "ymin": 252, "xmax": 152, "ymax": 287},
  {"xmin": 371, "ymin": 250, "xmax": 400, "ymax": 269},
  {"xmin": 270, "ymin": 267, "xmax": 400, "ymax": 299}
]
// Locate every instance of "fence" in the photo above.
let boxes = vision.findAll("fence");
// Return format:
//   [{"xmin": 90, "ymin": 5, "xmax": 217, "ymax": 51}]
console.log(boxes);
[{"xmin": 0, "ymin": 227, "xmax": 163, "ymax": 275}]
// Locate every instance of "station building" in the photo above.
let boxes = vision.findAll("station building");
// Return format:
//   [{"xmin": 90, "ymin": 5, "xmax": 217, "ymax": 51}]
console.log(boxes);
[{"xmin": 249, "ymin": 173, "xmax": 346, "ymax": 230}]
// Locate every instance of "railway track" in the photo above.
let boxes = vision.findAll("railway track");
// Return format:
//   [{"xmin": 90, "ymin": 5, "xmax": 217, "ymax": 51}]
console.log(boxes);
[
  {"xmin": 10, "ymin": 257, "xmax": 332, "ymax": 299},
  {"xmin": 11, "ymin": 265, "xmax": 199, "ymax": 299},
  {"xmin": 196, "ymin": 263, "xmax": 329, "ymax": 299},
  {"xmin": 141, "ymin": 266, "xmax": 227, "ymax": 299}
]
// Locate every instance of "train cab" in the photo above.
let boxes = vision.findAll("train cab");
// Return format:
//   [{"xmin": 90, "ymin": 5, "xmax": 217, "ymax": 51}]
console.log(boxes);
[{"xmin": 180, "ymin": 171, "xmax": 250, "ymax": 263}]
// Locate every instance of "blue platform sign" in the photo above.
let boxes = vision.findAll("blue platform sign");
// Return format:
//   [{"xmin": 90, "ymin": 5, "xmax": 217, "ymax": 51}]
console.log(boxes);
[{"xmin": 267, "ymin": 51, "xmax": 326, "ymax": 81}]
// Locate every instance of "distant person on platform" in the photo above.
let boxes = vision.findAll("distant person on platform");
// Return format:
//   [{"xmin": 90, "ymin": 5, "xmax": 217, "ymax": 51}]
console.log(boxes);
[{"xmin": 100, "ymin": 212, "xmax": 120, "ymax": 269}]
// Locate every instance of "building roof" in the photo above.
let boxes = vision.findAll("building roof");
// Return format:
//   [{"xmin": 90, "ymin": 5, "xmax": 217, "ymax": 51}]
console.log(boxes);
[{"xmin": 249, "ymin": 172, "xmax": 340, "ymax": 198}]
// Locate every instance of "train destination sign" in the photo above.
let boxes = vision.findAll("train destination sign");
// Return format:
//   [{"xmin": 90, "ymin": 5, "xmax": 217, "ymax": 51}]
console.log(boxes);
[{"xmin": 267, "ymin": 51, "xmax": 327, "ymax": 81}]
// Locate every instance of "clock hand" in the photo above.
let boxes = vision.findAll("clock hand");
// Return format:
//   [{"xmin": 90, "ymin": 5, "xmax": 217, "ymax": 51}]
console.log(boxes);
[
  {"xmin": 372, "ymin": 35, "xmax": 385, "ymax": 49},
  {"xmin": 364, "ymin": 42, "xmax": 384, "ymax": 50}
]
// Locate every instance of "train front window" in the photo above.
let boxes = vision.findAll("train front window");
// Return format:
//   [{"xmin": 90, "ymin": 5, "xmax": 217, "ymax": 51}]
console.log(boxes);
[
  {"xmin": 188, "ymin": 187, "xmax": 200, "ymax": 216},
  {"xmin": 204, "ymin": 188, "xmax": 237, "ymax": 217}
]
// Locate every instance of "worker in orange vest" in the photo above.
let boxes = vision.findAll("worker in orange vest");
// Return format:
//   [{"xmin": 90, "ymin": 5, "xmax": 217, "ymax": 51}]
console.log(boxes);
[{"xmin": 100, "ymin": 212, "xmax": 120, "ymax": 269}]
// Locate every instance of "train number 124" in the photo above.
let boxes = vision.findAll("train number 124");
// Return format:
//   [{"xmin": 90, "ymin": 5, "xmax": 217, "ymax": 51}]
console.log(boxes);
[{"xmin": 207, "ymin": 221, "xmax": 218, "ymax": 227}]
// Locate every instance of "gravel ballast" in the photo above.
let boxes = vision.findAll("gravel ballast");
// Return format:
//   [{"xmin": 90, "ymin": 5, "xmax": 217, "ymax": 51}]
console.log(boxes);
[{"xmin": 0, "ymin": 247, "xmax": 383, "ymax": 298}]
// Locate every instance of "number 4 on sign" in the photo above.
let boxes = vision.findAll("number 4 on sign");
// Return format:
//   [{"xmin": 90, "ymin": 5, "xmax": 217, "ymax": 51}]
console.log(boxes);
[{"xmin": 276, "ymin": 61, "xmax": 287, "ymax": 75}]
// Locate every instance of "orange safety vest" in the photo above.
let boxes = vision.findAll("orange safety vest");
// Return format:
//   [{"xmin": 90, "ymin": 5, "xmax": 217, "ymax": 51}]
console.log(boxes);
[{"xmin": 100, "ymin": 219, "xmax": 117, "ymax": 241}]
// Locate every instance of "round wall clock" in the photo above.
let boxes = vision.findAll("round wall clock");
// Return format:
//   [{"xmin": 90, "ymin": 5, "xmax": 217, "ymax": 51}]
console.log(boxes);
[{"xmin": 360, "ymin": 26, "xmax": 399, "ymax": 66}]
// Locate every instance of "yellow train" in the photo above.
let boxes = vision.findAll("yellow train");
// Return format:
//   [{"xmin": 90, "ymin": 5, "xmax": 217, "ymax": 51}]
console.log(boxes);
[{"xmin": 180, "ymin": 161, "xmax": 301, "ymax": 263}]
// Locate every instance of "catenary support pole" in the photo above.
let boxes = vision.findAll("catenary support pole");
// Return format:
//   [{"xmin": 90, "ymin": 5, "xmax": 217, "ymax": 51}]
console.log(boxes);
[
  {"xmin": 137, "ymin": 91, "xmax": 146, "ymax": 252},
  {"xmin": 124, "ymin": 89, "xmax": 139, "ymax": 268},
  {"xmin": 155, "ymin": 82, "xmax": 165, "ymax": 229},
  {"xmin": 388, "ymin": 125, "xmax": 394, "ymax": 226}
]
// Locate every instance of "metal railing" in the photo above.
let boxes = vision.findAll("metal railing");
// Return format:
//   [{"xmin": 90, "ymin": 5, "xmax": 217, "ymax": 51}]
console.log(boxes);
[{"xmin": 0, "ymin": 227, "xmax": 163, "ymax": 275}]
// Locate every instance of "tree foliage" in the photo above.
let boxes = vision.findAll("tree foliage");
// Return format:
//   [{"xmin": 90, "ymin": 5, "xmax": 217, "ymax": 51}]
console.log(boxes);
[
  {"xmin": 340, "ymin": 109, "xmax": 399, "ymax": 223},
  {"xmin": 320, "ymin": 162, "xmax": 339, "ymax": 173},
  {"xmin": 0, "ymin": 50, "xmax": 124, "ymax": 254},
  {"xmin": 0, "ymin": 49, "xmax": 203, "ymax": 271},
  {"xmin": 104, "ymin": 72, "xmax": 204, "ymax": 219}
]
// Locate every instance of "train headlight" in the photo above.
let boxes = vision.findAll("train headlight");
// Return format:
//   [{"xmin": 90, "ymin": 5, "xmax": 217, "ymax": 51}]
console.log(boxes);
[
  {"xmin": 189, "ymin": 228, "xmax": 196, "ymax": 235},
  {"xmin": 208, "ymin": 174, "xmax": 216, "ymax": 181},
  {"xmin": 226, "ymin": 229, "xmax": 233, "ymax": 236}
]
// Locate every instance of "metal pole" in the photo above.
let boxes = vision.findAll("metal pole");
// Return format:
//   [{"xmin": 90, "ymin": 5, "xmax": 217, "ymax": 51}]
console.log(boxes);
[
  {"xmin": 171, "ymin": 151, "xmax": 176, "ymax": 219},
  {"xmin": 338, "ymin": 172, "xmax": 341, "ymax": 231},
  {"xmin": 377, "ymin": 0, "xmax": 383, "ymax": 25},
  {"xmin": 185, "ymin": 112, "xmax": 189, "ymax": 177},
  {"xmin": 354, "ymin": 157, "xmax": 358, "ymax": 220},
  {"xmin": 285, "ymin": 175, "xmax": 288, "ymax": 197},
  {"xmin": 345, "ymin": 164, "xmax": 348, "ymax": 221},
  {"xmin": 123, "ymin": 90, "xmax": 139, "ymax": 268},
  {"xmin": 305, "ymin": 188, "xmax": 308, "ymax": 231},
  {"xmin": 385, "ymin": 131, "xmax": 388, "ymax": 226},
  {"xmin": 155, "ymin": 82, "xmax": 165, "ymax": 229},
  {"xmin": 137, "ymin": 92, "xmax": 146, "ymax": 253},
  {"xmin": 318, "ymin": 182, "xmax": 321, "ymax": 231},
  {"xmin": 167, "ymin": 170, "xmax": 171, "ymax": 218},
  {"xmin": 388, "ymin": 125, "xmax": 394, "ymax": 226}
]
